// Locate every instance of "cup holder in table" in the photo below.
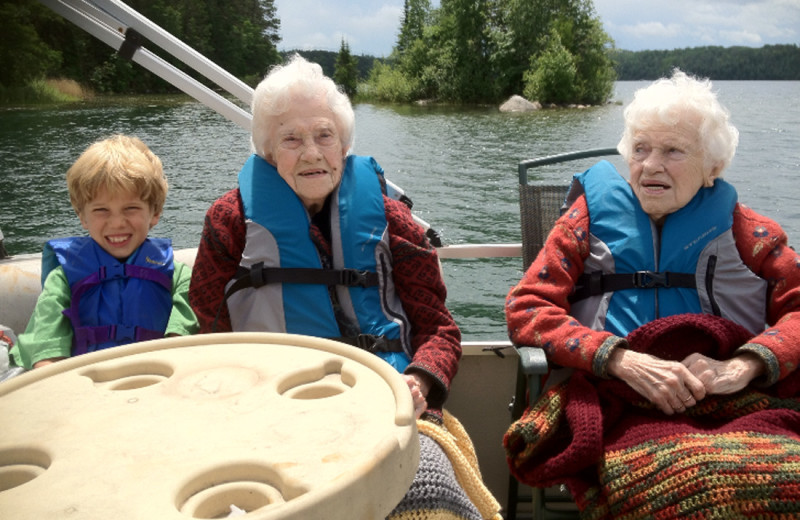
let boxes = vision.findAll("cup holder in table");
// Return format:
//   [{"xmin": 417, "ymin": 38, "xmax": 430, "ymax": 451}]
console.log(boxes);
[
  {"xmin": 276, "ymin": 359, "xmax": 355, "ymax": 399},
  {"xmin": 0, "ymin": 448, "xmax": 50, "ymax": 492},
  {"xmin": 177, "ymin": 463, "xmax": 308, "ymax": 518},
  {"xmin": 80, "ymin": 361, "xmax": 174, "ymax": 390}
]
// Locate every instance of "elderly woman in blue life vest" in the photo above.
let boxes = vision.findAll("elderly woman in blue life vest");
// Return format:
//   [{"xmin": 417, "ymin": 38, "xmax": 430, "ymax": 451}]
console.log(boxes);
[
  {"xmin": 504, "ymin": 70, "xmax": 800, "ymax": 516},
  {"xmin": 190, "ymin": 55, "xmax": 500, "ymax": 519}
]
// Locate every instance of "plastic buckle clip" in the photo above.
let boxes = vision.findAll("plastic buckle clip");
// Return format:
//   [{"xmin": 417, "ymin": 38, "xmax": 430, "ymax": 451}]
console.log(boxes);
[{"xmin": 632, "ymin": 270, "xmax": 668, "ymax": 288}]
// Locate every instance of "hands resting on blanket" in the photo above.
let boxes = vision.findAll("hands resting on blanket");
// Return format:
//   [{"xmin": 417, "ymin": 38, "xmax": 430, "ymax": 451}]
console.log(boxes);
[{"xmin": 607, "ymin": 349, "xmax": 766, "ymax": 415}]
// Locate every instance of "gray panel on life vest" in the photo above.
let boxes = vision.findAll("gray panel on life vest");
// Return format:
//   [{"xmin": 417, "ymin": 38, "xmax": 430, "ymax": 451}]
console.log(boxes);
[
  {"xmin": 373, "ymin": 232, "xmax": 412, "ymax": 356},
  {"xmin": 570, "ymin": 232, "xmax": 615, "ymax": 332},
  {"xmin": 226, "ymin": 220, "xmax": 287, "ymax": 332},
  {"xmin": 696, "ymin": 230, "xmax": 767, "ymax": 335}
]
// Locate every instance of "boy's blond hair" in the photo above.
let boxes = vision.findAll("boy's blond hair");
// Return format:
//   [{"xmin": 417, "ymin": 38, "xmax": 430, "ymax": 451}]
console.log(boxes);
[{"xmin": 66, "ymin": 135, "xmax": 168, "ymax": 215}]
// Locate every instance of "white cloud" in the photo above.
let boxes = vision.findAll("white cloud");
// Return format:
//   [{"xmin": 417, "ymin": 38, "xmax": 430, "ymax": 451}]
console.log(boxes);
[
  {"xmin": 334, "ymin": 5, "xmax": 403, "ymax": 55},
  {"xmin": 719, "ymin": 30, "xmax": 764, "ymax": 46},
  {"xmin": 622, "ymin": 21, "xmax": 683, "ymax": 39},
  {"xmin": 593, "ymin": 0, "xmax": 799, "ymax": 50}
]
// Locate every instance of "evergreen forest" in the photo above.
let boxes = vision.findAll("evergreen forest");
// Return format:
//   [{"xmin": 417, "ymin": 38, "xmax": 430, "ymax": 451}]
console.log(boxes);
[
  {"xmin": 612, "ymin": 46, "xmax": 800, "ymax": 81},
  {"xmin": 1, "ymin": 0, "xmax": 797, "ymax": 106}
]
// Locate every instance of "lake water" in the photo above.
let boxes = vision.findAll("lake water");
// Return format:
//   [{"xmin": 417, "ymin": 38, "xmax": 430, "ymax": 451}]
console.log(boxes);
[{"xmin": 1, "ymin": 81, "xmax": 798, "ymax": 339}]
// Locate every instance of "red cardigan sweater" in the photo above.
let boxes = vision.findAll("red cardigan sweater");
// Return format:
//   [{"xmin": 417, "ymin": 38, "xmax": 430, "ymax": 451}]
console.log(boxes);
[
  {"xmin": 506, "ymin": 195, "xmax": 800, "ymax": 386},
  {"xmin": 189, "ymin": 188, "xmax": 462, "ymax": 411}
]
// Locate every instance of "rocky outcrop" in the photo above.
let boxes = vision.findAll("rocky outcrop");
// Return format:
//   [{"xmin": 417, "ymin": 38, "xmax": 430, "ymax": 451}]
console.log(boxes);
[{"xmin": 499, "ymin": 95, "xmax": 541, "ymax": 112}]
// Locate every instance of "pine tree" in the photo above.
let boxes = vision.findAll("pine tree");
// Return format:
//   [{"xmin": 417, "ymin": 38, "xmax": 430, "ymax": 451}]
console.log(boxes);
[
  {"xmin": 334, "ymin": 39, "xmax": 358, "ymax": 98},
  {"xmin": 396, "ymin": 0, "xmax": 431, "ymax": 55}
]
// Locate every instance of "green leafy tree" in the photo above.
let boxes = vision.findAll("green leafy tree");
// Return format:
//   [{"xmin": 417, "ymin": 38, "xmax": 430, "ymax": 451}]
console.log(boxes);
[
  {"xmin": 491, "ymin": 0, "xmax": 563, "ymax": 97},
  {"xmin": 574, "ymin": 17, "xmax": 615, "ymax": 103},
  {"xmin": 493, "ymin": 0, "xmax": 614, "ymax": 102},
  {"xmin": 401, "ymin": 25, "xmax": 443, "ymax": 100},
  {"xmin": 373, "ymin": 0, "xmax": 614, "ymax": 104},
  {"xmin": 546, "ymin": 7, "xmax": 615, "ymax": 104},
  {"xmin": 203, "ymin": 0, "xmax": 281, "ymax": 83},
  {"xmin": 89, "ymin": 54, "xmax": 139, "ymax": 94},
  {"xmin": 0, "ymin": 1, "xmax": 61, "ymax": 87},
  {"xmin": 434, "ymin": 0, "xmax": 496, "ymax": 102},
  {"xmin": 366, "ymin": 60, "xmax": 420, "ymax": 102},
  {"xmin": 396, "ymin": 0, "xmax": 431, "ymax": 55},
  {"xmin": 523, "ymin": 29, "xmax": 577, "ymax": 104},
  {"xmin": 334, "ymin": 39, "xmax": 358, "ymax": 98},
  {"xmin": 8, "ymin": 0, "xmax": 284, "ymax": 93},
  {"xmin": 396, "ymin": 6, "xmax": 440, "ymax": 100},
  {"xmin": 368, "ymin": 0, "xmax": 436, "ymax": 102}
]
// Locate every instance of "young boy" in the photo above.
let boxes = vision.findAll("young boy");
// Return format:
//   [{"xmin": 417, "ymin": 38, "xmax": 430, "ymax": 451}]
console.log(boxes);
[{"xmin": 11, "ymin": 135, "xmax": 198, "ymax": 369}]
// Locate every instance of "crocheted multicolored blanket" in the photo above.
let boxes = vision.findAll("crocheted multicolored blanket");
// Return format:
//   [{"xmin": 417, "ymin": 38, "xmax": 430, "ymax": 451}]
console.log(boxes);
[{"xmin": 504, "ymin": 314, "xmax": 800, "ymax": 518}]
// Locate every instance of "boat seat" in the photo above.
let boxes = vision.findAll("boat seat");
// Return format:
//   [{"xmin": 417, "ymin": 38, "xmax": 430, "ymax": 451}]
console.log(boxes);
[{"xmin": 506, "ymin": 148, "xmax": 619, "ymax": 520}]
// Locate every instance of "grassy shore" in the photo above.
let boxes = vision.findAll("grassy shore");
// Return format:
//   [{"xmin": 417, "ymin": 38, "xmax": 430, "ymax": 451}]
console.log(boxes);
[{"xmin": 0, "ymin": 78, "xmax": 93, "ymax": 105}]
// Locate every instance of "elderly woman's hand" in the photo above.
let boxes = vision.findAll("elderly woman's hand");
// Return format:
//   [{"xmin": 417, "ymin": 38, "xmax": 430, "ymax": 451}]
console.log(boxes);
[
  {"xmin": 682, "ymin": 352, "xmax": 765, "ymax": 395},
  {"xmin": 403, "ymin": 373, "xmax": 432, "ymax": 419},
  {"xmin": 608, "ymin": 348, "xmax": 707, "ymax": 415}
]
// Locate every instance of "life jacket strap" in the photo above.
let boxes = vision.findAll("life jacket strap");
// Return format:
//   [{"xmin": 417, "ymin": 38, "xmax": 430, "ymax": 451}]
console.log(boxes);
[
  {"xmin": 72, "ymin": 324, "xmax": 163, "ymax": 355},
  {"xmin": 332, "ymin": 334, "xmax": 405, "ymax": 353},
  {"xmin": 570, "ymin": 270, "xmax": 696, "ymax": 303},
  {"xmin": 224, "ymin": 262, "xmax": 379, "ymax": 300}
]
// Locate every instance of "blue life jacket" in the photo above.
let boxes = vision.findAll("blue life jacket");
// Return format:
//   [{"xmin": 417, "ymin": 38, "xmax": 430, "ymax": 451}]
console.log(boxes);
[
  {"xmin": 225, "ymin": 154, "xmax": 413, "ymax": 371},
  {"xmin": 568, "ymin": 161, "xmax": 766, "ymax": 337},
  {"xmin": 43, "ymin": 237, "xmax": 174, "ymax": 354}
]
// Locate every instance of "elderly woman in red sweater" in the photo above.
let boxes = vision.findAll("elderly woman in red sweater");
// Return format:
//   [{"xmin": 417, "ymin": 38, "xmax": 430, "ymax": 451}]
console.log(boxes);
[
  {"xmin": 505, "ymin": 70, "xmax": 800, "ymax": 517},
  {"xmin": 190, "ymin": 55, "xmax": 500, "ymax": 519}
]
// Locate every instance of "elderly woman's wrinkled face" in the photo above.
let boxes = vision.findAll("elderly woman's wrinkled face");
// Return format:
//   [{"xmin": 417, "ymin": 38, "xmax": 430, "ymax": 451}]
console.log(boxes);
[
  {"xmin": 263, "ymin": 93, "xmax": 347, "ymax": 214},
  {"xmin": 628, "ymin": 118, "xmax": 719, "ymax": 225}
]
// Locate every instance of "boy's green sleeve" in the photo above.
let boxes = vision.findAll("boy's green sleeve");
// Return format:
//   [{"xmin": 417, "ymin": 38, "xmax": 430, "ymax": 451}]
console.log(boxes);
[
  {"xmin": 166, "ymin": 261, "xmax": 199, "ymax": 336},
  {"xmin": 11, "ymin": 267, "xmax": 74, "ymax": 369}
]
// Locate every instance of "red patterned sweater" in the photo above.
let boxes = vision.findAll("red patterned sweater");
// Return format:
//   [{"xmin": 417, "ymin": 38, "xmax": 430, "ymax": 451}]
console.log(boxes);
[
  {"xmin": 506, "ymin": 195, "xmax": 800, "ymax": 386},
  {"xmin": 189, "ymin": 188, "xmax": 462, "ymax": 411}
]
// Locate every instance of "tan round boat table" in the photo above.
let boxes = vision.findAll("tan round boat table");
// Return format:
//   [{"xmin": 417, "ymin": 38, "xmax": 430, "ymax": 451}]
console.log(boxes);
[{"xmin": 0, "ymin": 333, "xmax": 419, "ymax": 520}]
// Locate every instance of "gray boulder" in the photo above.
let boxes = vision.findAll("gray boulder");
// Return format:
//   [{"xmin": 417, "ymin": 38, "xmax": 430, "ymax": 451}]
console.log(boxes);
[{"xmin": 499, "ymin": 95, "xmax": 541, "ymax": 112}]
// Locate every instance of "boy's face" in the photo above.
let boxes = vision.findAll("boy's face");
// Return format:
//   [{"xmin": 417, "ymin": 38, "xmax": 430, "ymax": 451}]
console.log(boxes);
[{"xmin": 78, "ymin": 186, "xmax": 160, "ymax": 260}]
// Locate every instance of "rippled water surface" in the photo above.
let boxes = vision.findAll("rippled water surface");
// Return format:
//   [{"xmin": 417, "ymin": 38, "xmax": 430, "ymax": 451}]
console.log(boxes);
[{"xmin": 2, "ymin": 82, "xmax": 798, "ymax": 338}]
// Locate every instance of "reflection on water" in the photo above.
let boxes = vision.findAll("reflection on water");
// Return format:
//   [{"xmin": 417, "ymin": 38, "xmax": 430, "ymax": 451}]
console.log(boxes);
[{"xmin": 1, "ymin": 82, "xmax": 798, "ymax": 338}]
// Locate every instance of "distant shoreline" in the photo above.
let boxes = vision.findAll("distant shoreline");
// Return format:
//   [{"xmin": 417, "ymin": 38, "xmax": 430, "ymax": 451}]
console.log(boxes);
[{"xmin": 285, "ymin": 44, "xmax": 800, "ymax": 82}]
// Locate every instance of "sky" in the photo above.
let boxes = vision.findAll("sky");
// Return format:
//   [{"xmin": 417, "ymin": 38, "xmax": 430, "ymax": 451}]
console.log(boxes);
[{"xmin": 272, "ymin": 0, "xmax": 800, "ymax": 57}]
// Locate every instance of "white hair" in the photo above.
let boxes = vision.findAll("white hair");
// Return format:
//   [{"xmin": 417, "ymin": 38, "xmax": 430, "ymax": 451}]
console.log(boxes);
[
  {"xmin": 250, "ymin": 54, "xmax": 355, "ymax": 157},
  {"xmin": 617, "ymin": 69, "xmax": 739, "ymax": 174}
]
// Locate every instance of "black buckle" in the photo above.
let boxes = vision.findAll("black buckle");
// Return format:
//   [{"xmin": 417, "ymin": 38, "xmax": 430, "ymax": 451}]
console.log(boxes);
[
  {"xmin": 632, "ymin": 270, "xmax": 668, "ymax": 289},
  {"xmin": 339, "ymin": 269, "xmax": 372, "ymax": 288},
  {"xmin": 113, "ymin": 324, "xmax": 136, "ymax": 341},
  {"xmin": 355, "ymin": 334, "xmax": 379, "ymax": 350}
]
